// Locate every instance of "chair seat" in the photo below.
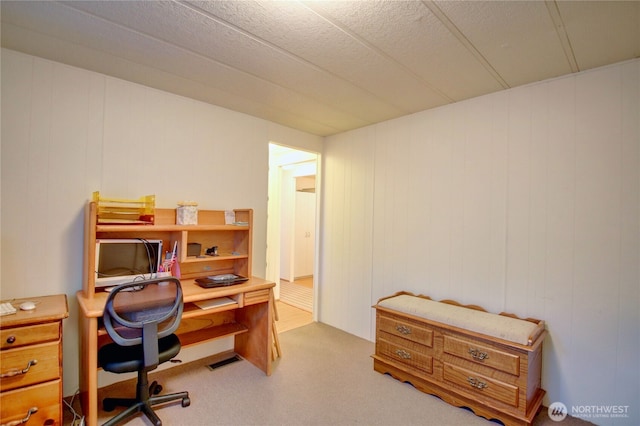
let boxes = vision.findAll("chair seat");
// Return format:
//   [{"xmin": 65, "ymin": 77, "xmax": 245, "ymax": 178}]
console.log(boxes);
[{"xmin": 99, "ymin": 334, "xmax": 181, "ymax": 374}]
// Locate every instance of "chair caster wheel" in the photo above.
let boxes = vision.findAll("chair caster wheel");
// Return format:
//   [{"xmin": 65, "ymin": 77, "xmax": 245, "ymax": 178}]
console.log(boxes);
[
  {"xmin": 182, "ymin": 397, "xmax": 191, "ymax": 407},
  {"xmin": 103, "ymin": 400, "xmax": 116, "ymax": 412}
]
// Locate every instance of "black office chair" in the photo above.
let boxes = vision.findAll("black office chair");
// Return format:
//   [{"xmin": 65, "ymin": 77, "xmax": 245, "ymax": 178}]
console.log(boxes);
[{"xmin": 98, "ymin": 277, "xmax": 190, "ymax": 426}]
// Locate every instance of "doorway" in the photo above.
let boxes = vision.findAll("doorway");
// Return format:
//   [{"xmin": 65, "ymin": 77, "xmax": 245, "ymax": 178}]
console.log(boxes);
[{"xmin": 267, "ymin": 143, "xmax": 318, "ymax": 331}]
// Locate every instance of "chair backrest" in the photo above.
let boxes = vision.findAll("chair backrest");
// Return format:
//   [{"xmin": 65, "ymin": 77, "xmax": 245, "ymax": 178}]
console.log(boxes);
[{"xmin": 103, "ymin": 277, "xmax": 183, "ymax": 369}]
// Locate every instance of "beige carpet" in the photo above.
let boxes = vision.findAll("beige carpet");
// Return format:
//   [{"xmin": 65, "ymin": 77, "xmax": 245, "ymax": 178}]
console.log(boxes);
[{"xmin": 85, "ymin": 323, "xmax": 592, "ymax": 426}]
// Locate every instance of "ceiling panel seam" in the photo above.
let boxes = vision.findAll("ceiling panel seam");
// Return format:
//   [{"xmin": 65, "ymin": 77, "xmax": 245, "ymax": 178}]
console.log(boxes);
[
  {"xmin": 180, "ymin": 0, "xmax": 414, "ymax": 116},
  {"xmin": 544, "ymin": 0, "xmax": 579, "ymax": 73},
  {"xmin": 421, "ymin": 0, "xmax": 510, "ymax": 90},
  {"xmin": 58, "ymin": 0, "xmax": 369, "ymax": 131},
  {"xmin": 301, "ymin": 1, "xmax": 455, "ymax": 103}
]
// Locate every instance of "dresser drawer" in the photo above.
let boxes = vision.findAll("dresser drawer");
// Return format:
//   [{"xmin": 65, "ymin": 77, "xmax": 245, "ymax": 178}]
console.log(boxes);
[
  {"xmin": 377, "ymin": 333, "xmax": 433, "ymax": 374},
  {"xmin": 443, "ymin": 363, "xmax": 519, "ymax": 407},
  {"xmin": 0, "ymin": 379, "xmax": 61, "ymax": 425},
  {"xmin": 443, "ymin": 335, "xmax": 520, "ymax": 376},
  {"xmin": 0, "ymin": 341, "xmax": 61, "ymax": 392},
  {"xmin": 378, "ymin": 314, "xmax": 433, "ymax": 346},
  {"xmin": 1, "ymin": 322, "xmax": 60, "ymax": 350}
]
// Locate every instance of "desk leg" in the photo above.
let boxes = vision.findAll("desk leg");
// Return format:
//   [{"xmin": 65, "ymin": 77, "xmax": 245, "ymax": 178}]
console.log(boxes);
[
  {"xmin": 235, "ymin": 295, "xmax": 273, "ymax": 376},
  {"xmin": 79, "ymin": 315, "xmax": 99, "ymax": 426}
]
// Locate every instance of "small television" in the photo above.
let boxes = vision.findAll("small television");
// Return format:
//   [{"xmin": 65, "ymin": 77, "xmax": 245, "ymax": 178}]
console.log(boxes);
[{"xmin": 95, "ymin": 239, "xmax": 163, "ymax": 287}]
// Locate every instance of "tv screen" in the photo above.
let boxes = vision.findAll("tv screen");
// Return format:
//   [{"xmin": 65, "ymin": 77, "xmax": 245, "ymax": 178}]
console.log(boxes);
[{"xmin": 95, "ymin": 239, "xmax": 163, "ymax": 287}]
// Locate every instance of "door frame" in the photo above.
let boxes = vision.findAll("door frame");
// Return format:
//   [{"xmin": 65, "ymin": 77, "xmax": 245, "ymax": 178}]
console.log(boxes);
[{"xmin": 266, "ymin": 143, "xmax": 320, "ymax": 319}]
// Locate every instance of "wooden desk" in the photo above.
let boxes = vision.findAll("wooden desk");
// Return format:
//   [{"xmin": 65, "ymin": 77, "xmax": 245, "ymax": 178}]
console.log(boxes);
[
  {"xmin": 77, "ymin": 277, "xmax": 274, "ymax": 426},
  {"xmin": 0, "ymin": 294, "xmax": 68, "ymax": 426}
]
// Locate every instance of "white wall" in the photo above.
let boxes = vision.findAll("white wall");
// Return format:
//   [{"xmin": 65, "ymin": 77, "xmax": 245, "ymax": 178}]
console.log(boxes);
[
  {"xmin": 320, "ymin": 59, "xmax": 639, "ymax": 425},
  {"xmin": 0, "ymin": 48, "xmax": 322, "ymax": 396}
]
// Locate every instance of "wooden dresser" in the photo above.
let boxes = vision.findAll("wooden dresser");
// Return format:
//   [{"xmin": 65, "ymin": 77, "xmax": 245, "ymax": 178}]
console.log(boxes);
[
  {"xmin": 0, "ymin": 295, "xmax": 68, "ymax": 426},
  {"xmin": 373, "ymin": 292, "xmax": 546, "ymax": 426}
]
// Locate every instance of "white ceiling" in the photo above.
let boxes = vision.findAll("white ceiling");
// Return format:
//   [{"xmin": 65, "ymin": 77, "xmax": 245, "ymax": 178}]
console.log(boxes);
[{"xmin": 1, "ymin": 1, "xmax": 638, "ymax": 137}]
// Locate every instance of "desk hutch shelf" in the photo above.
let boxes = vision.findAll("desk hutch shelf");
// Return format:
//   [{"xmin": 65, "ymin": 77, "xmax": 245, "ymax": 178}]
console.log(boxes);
[{"xmin": 84, "ymin": 202, "xmax": 253, "ymax": 294}]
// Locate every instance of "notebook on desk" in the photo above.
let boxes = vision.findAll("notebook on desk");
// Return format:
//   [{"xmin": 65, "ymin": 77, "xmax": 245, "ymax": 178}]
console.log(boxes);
[{"xmin": 195, "ymin": 274, "xmax": 249, "ymax": 289}]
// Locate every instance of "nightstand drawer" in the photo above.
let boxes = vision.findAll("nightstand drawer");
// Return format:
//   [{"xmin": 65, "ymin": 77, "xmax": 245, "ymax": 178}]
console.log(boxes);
[
  {"xmin": 0, "ymin": 295, "xmax": 67, "ymax": 426},
  {"xmin": 443, "ymin": 363, "xmax": 519, "ymax": 407},
  {"xmin": 0, "ymin": 341, "xmax": 61, "ymax": 392},
  {"xmin": 0, "ymin": 379, "xmax": 61, "ymax": 425},
  {"xmin": 443, "ymin": 335, "xmax": 520, "ymax": 375},
  {"xmin": 1, "ymin": 322, "xmax": 60, "ymax": 349},
  {"xmin": 379, "ymin": 314, "xmax": 433, "ymax": 346}
]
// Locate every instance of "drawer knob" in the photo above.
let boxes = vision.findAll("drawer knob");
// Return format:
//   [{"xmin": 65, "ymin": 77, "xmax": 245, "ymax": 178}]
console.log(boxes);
[
  {"xmin": 468, "ymin": 348, "xmax": 489, "ymax": 361},
  {"xmin": 395, "ymin": 349, "xmax": 412, "ymax": 359},
  {"xmin": 6, "ymin": 335, "xmax": 16, "ymax": 344},
  {"xmin": 0, "ymin": 359, "xmax": 38, "ymax": 378},
  {"xmin": 467, "ymin": 376, "xmax": 488, "ymax": 390},
  {"xmin": 395, "ymin": 325, "xmax": 412, "ymax": 335},
  {"xmin": 0, "ymin": 406, "xmax": 37, "ymax": 426}
]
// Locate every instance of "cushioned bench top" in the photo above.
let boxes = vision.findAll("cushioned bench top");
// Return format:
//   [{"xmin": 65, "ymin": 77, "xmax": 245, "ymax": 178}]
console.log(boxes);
[{"xmin": 377, "ymin": 294, "xmax": 540, "ymax": 346}]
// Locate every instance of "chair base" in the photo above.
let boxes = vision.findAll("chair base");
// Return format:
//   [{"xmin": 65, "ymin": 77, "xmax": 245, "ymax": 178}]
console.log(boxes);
[{"xmin": 102, "ymin": 371, "xmax": 190, "ymax": 426}]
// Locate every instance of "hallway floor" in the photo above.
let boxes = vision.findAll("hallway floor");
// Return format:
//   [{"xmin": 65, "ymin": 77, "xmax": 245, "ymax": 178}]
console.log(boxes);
[{"xmin": 276, "ymin": 277, "xmax": 313, "ymax": 333}]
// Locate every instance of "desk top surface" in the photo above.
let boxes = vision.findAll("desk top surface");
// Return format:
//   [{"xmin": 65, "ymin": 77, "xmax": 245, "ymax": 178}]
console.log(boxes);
[{"xmin": 77, "ymin": 276, "xmax": 274, "ymax": 318}]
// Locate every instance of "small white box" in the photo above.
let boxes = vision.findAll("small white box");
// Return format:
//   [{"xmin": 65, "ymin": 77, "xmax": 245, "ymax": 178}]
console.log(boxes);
[{"xmin": 177, "ymin": 202, "xmax": 198, "ymax": 225}]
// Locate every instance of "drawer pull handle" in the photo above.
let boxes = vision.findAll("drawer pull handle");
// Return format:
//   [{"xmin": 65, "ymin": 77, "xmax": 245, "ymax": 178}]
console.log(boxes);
[
  {"xmin": 395, "ymin": 349, "xmax": 411, "ymax": 359},
  {"xmin": 468, "ymin": 348, "xmax": 489, "ymax": 361},
  {"xmin": 395, "ymin": 325, "xmax": 412, "ymax": 335},
  {"xmin": 0, "ymin": 406, "xmax": 38, "ymax": 426},
  {"xmin": 0, "ymin": 359, "xmax": 38, "ymax": 378},
  {"xmin": 467, "ymin": 377, "xmax": 488, "ymax": 390},
  {"xmin": 6, "ymin": 335, "xmax": 16, "ymax": 344}
]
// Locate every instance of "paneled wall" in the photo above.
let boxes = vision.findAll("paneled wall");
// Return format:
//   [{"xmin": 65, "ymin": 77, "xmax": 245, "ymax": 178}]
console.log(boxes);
[
  {"xmin": 321, "ymin": 59, "xmax": 639, "ymax": 424},
  {"xmin": 0, "ymin": 48, "xmax": 322, "ymax": 395}
]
